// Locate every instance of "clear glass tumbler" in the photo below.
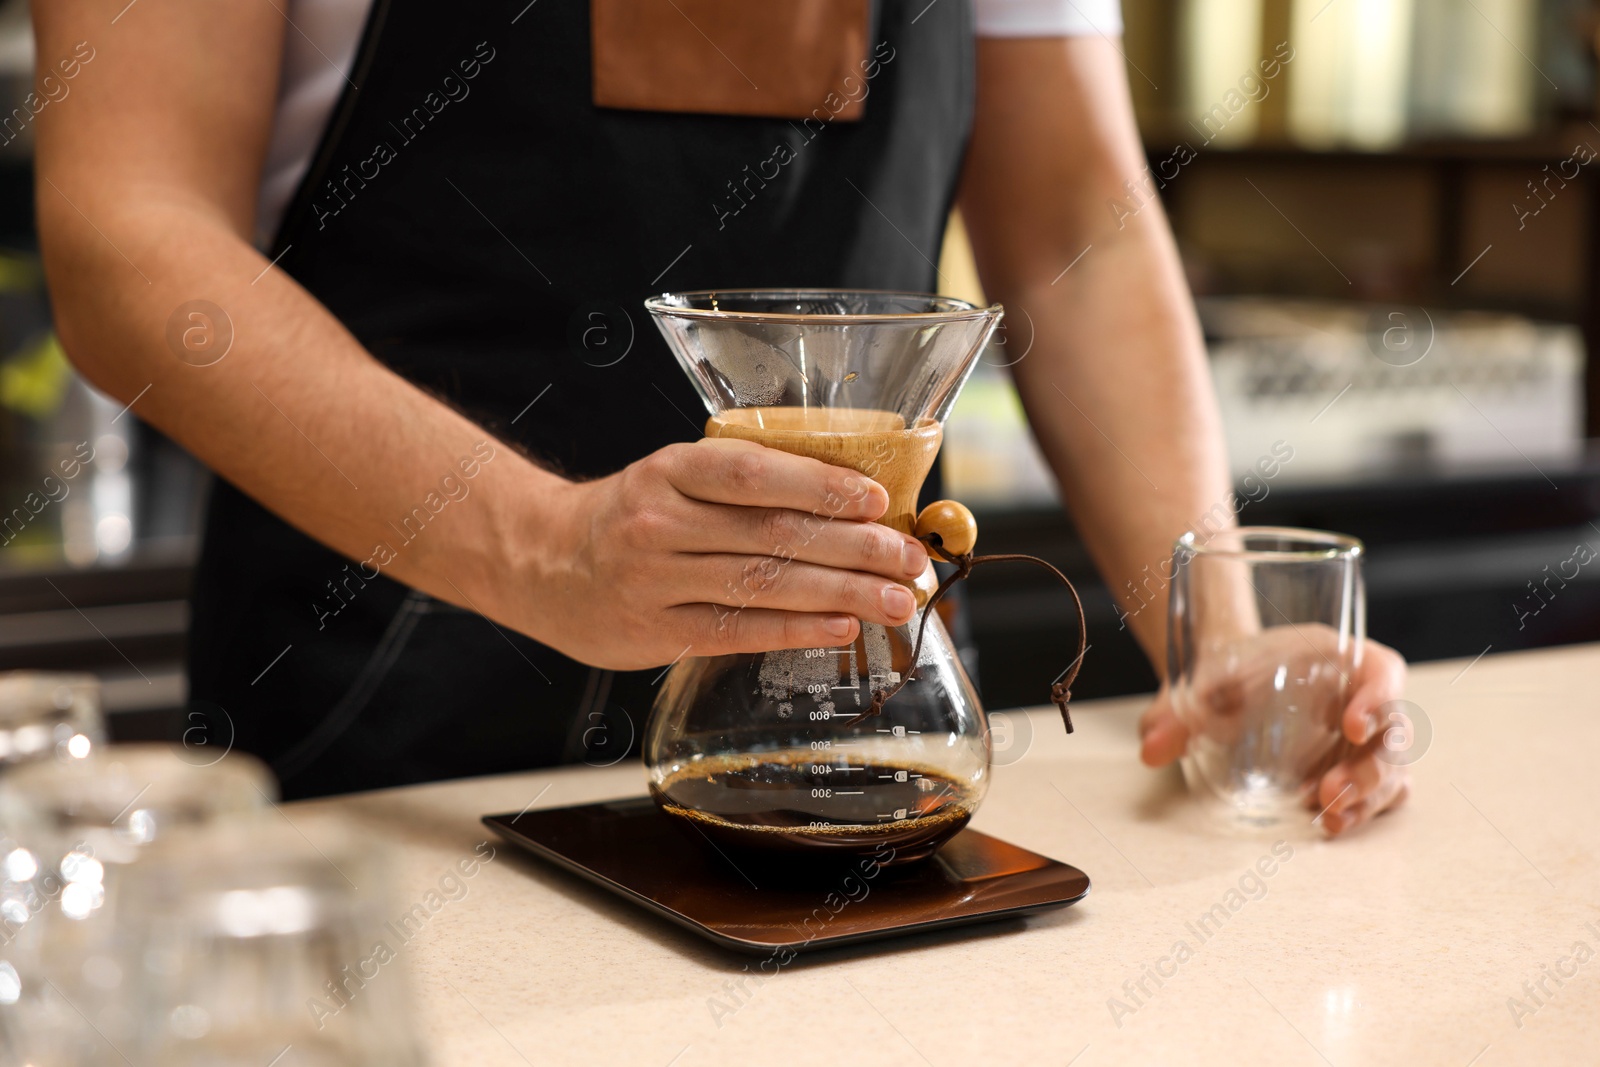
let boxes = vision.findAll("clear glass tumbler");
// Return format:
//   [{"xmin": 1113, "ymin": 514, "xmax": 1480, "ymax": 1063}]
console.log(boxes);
[
  {"xmin": 115, "ymin": 822, "xmax": 429, "ymax": 1067},
  {"xmin": 0, "ymin": 672, "xmax": 104, "ymax": 767},
  {"xmin": 1167, "ymin": 527, "xmax": 1364, "ymax": 827},
  {"xmin": 0, "ymin": 745, "xmax": 274, "ymax": 1065}
]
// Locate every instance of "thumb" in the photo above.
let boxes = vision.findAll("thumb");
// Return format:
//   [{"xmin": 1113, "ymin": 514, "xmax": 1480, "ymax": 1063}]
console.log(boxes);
[
  {"xmin": 1341, "ymin": 642, "xmax": 1408, "ymax": 745},
  {"xmin": 1139, "ymin": 687, "xmax": 1189, "ymax": 767}
]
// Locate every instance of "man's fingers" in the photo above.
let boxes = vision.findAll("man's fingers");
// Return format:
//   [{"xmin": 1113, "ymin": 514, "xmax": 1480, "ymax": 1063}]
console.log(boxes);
[
  {"xmin": 686, "ymin": 502, "xmax": 927, "ymax": 581},
  {"xmin": 1321, "ymin": 765, "xmax": 1409, "ymax": 837},
  {"xmin": 685, "ymin": 555, "xmax": 918, "ymax": 627},
  {"xmin": 1139, "ymin": 693, "xmax": 1190, "ymax": 768},
  {"xmin": 661, "ymin": 438, "xmax": 888, "ymax": 520},
  {"xmin": 1317, "ymin": 730, "xmax": 1410, "ymax": 835},
  {"xmin": 1341, "ymin": 641, "xmax": 1408, "ymax": 744},
  {"xmin": 668, "ymin": 603, "xmax": 862, "ymax": 656},
  {"xmin": 1317, "ymin": 742, "xmax": 1387, "ymax": 811}
]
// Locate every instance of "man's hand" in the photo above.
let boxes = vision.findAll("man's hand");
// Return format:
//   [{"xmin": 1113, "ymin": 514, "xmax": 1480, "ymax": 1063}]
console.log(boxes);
[
  {"xmin": 526, "ymin": 438, "xmax": 928, "ymax": 670},
  {"xmin": 1139, "ymin": 636, "xmax": 1410, "ymax": 836}
]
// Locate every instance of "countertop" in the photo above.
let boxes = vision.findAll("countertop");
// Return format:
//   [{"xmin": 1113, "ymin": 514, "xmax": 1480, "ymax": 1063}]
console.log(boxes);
[{"xmin": 288, "ymin": 642, "xmax": 1600, "ymax": 1067}]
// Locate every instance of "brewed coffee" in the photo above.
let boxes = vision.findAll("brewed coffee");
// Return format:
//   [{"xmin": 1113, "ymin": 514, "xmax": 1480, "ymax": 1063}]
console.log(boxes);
[{"xmin": 653, "ymin": 750, "xmax": 976, "ymax": 863}]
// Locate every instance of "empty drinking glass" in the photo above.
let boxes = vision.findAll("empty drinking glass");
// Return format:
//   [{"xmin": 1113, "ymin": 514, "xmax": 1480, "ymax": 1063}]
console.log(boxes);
[
  {"xmin": 115, "ymin": 822, "xmax": 429, "ymax": 1067},
  {"xmin": 0, "ymin": 744, "xmax": 274, "ymax": 1064},
  {"xmin": 1167, "ymin": 527, "xmax": 1364, "ymax": 827},
  {"xmin": 0, "ymin": 672, "xmax": 103, "ymax": 768}
]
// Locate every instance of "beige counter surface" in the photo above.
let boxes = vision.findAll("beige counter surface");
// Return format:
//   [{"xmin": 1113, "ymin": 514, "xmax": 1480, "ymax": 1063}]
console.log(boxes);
[{"xmin": 290, "ymin": 642, "xmax": 1600, "ymax": 1066}]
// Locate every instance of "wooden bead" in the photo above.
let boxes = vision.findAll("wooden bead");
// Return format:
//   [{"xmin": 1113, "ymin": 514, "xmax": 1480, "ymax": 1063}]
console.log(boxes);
[{"xmin": 914, "ymin": 500, "xmax": 977, "ymax": 556}]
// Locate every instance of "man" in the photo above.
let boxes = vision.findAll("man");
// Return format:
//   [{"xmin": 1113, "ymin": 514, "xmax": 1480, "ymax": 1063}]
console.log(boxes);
[{"xmin": 32, "ymin": 0, "xmax": 1405, "ymax": 832}]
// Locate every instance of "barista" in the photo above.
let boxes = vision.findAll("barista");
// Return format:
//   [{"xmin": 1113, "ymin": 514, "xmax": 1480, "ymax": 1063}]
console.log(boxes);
[{"xmin": 33, "ymin": 0, "xmax": 1406, "ymax": 833}]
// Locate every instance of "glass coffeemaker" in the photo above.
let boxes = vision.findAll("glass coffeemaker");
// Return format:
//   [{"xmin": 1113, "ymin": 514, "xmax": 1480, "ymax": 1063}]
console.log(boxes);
[{"xmin": 642, "ymin": 290, "xmax": 1005, "ymax": 865}]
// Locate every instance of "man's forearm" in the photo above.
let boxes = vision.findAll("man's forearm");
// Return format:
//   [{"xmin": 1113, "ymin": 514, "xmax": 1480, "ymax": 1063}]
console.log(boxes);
[
  {"xmin": 41, "ymin": 192, "xmax": 559, "ymax": 633},
  {"xmin": 1003, "ymin": 217, "xmax": 1230, "ymax": 669},
  {"xmin": 958, "ymin": 36, "xmax": 1234, "ymax": 673}
]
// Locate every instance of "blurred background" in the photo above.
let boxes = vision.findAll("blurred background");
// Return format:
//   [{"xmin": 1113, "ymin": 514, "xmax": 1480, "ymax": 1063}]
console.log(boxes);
[{"xmin": 1, "ymin": 0, "xmax": 1599, "ymax": 731}]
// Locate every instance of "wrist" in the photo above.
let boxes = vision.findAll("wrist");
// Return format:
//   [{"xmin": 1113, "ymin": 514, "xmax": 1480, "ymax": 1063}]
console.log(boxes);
[{"xmin": 467, "ymin": 454, "xmax": 583, "ymax": 640}]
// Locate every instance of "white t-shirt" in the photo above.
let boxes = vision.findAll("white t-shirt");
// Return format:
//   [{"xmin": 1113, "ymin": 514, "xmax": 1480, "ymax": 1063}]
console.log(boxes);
[{"xmin": 256, "ymin": 0, "xmax": 1123, "ymax": 243}]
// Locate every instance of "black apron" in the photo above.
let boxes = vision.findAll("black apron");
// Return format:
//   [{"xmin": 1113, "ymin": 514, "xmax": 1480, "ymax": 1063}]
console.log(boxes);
[{"xmin": 187, "ymin": 0, "xmax": 976, "ymax": 799}]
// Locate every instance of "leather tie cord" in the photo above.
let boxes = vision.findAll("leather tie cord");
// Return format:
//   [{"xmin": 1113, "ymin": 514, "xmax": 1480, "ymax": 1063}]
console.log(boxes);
[{"xmin": 845, "ymin": 534, "xmax": 1089, "ymax": 736}]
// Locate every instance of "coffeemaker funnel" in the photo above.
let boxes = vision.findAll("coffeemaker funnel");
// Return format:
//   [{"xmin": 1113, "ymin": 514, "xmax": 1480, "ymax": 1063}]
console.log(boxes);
[
  {"xmin": 642, "ymin": 290, "xmax": 1004, "ymax": 866},
  {"xmin": 648, "ymin": 290, "xmax": 1002, "ymax": 532},
  {"xmin": 651, "ymin": 290, "xmax": 1000, "ymax": 421}
]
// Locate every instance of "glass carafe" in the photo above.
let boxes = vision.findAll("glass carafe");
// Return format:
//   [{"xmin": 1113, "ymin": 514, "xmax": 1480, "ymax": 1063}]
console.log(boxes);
[{"xmin": 643, "ymin": 290, "xmax": 1004, "ymax": 865}]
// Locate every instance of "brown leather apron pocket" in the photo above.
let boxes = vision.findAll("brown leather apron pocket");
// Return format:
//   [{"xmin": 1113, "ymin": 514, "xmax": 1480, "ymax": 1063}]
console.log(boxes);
[{"xmin": 591, "ymin": 0, "xmax": 872, "ymax": 120}]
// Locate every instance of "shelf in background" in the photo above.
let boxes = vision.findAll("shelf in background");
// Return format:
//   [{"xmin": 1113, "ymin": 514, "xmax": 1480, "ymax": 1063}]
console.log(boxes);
[{"xmin": 1143, "ymin": 129, "xmax": 1600, "ymax": 166}]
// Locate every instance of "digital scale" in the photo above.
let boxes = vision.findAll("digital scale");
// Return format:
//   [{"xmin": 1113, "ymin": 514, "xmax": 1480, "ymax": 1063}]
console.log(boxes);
[{"xmin": 484, "ymin": 796, "xmax": 1091, "ymax": 954}]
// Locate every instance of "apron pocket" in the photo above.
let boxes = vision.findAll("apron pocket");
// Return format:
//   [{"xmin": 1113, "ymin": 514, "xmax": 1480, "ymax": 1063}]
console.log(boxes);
[{"xmin": 591, "ymin": 0, "xmax": 872, "ymax": 120}]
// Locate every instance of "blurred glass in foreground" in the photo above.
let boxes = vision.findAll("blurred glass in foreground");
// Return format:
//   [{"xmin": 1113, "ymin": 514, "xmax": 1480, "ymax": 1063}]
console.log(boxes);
[
  {"xmin": 116, "ymin": 823, "xmax": 428, "ymax": 1067},
  {"xmin": 0, "ymin": 745, "xmax": 271, "ymax": 1064},
  {"xmin": 0, "ymin": 673, "xmax": 102, "ymax": 767}
]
